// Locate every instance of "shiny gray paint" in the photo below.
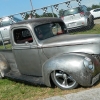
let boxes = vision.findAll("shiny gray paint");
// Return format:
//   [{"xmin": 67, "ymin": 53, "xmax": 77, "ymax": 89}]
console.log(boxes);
[
  {"xmin": 43, "ymin": 53, "xmax": 90, "ymax": 86},
  {"xmin": 0, "ymin": 18, "xmax": 100, "ymax": 88}
]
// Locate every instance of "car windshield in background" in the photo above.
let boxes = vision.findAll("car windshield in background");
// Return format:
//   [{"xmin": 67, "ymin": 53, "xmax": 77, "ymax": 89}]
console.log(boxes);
[
  {"xmin": 0, "ymin": 17, "xmax": 21, "ymax": 27},
  {"xmin": 34, "ymin": 22, "xmax": 67, "ymax": 40},
  {"xmin": 13, "ymin": 17, "xmax": 22, "ymax": 23},
  {"xmin": 64, "ymin": 7, "xmax": 80, "ymax": 16}
]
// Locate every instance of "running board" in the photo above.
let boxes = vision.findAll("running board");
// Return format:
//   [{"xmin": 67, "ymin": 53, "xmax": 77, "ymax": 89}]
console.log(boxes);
[{"xmin": 5, "ymin": 71, "xmax": 44, "ymax": 86}]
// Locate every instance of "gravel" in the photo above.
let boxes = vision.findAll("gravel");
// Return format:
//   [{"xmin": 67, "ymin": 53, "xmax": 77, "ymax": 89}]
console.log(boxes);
[{"xmin": 44, "ymin": 88, "xmax": 100, "ymax": 100}]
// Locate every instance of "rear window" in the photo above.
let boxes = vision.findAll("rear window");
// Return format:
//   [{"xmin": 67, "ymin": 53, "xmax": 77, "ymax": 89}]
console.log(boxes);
[{"xmin": 63, "ymin": 7, "xmax": 81, "ymax": 16}]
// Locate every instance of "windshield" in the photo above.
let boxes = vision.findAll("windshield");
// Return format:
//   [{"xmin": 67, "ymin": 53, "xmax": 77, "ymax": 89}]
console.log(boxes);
[
  {"xmin": 34, "ymin": 22, "xmax": 68, "ymax": 40},
  {"xmin": 63, "ymin": 7, "xmax": 81, "ymax": 16}
]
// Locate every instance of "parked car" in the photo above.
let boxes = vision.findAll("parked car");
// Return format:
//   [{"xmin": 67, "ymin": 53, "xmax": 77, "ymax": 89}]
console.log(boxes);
[
  {"xmin": 90, "ymin": 8, "xmax": 100, "ymax": 19},
  {"xmin": 0, "ymin": 17, "xmax": 21, "ymax": 42},
  {"xmin": 0, "ymin": 18, "xmax": 100, "ymax": 90},
  {"xmin": 61, "ymin": 5, "xmax": 94, "ymax": 30}
]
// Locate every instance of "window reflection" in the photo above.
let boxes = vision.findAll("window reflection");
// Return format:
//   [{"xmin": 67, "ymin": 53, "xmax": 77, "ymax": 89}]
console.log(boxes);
[{"xmin": 34, "ymin": 22, "xmax": 67, "ymax": 40}]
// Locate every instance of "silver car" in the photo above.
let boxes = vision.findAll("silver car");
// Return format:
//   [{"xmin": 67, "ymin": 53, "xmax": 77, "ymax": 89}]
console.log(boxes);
[
  {"xmin": 0, "ymin": 17, "xmax": 21, "ymax": 42},
  {"xmin": 62, "ymin": 5, "xmax": 94, "ymax": 30}
]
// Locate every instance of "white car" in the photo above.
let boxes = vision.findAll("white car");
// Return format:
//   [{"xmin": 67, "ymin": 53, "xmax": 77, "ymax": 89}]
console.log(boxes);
[{"xmin": 90, "ymin": 8, "xmax": 100, "ymax": 19}]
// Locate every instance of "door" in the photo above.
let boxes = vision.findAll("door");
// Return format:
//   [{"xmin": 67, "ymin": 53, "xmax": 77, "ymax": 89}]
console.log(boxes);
[{"xmin": 12, "ymin": 28, "xmax": 42, "ymax": 76}]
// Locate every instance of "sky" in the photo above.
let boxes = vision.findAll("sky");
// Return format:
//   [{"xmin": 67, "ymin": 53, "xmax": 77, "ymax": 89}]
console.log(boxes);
[{"xmin": 0, "ymin": 0, "xmax": 100, "ymax": 17}]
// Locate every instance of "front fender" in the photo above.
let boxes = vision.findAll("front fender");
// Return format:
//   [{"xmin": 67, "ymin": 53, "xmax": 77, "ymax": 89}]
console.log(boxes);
[{"xmin": 42, "ymin": 53, "xmax": 93, "ymax": 87}]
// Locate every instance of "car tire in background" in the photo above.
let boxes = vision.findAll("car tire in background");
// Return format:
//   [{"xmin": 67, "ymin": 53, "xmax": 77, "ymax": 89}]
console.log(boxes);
[{"xmin": 86, "ymin": 18, "xmax": 94, "ymax": 30}]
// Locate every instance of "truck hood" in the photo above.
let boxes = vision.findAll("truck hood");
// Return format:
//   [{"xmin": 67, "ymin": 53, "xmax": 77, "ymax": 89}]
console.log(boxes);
[
  {"xmin": 40, "ymin": 34, "xmax": 100, "ymax": 58},
  {"xmin": 41, "ymin": 34, "xmax": 100, "ymax": 47}
]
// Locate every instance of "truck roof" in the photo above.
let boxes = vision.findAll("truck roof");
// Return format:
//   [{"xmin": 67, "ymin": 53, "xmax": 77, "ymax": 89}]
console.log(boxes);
[{"xmin": 10, "ymin": 17, "xmax": 63, "ymax": 28}]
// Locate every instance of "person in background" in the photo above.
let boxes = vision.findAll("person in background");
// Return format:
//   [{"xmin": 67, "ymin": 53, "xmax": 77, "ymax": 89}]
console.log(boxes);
[{"xmin": 28, "ymin": 14, "xmax": 33, "ymax": 19}]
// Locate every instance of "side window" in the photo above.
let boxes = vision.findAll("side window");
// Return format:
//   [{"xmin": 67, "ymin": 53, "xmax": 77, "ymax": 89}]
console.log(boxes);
[
  {"xmin": 13, "ymin": 28, "xmax": 33, "ymax": 44},
  {"xmin": 94, "ymin": 9, "xmax": 97, "ymax": 12},
  {"xmin": 82, "ymin": 6, "xmax": 87, "ymax": 12},
  {"xmin": 94, "ymin": 9, "xmax": 100, "ymax": 12}
]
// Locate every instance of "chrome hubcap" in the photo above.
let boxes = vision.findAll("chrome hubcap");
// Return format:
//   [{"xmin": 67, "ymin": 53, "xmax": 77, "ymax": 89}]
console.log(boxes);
[{"xmin": 54, "ymin": 70, "xmax": 76, "ymax": 88}]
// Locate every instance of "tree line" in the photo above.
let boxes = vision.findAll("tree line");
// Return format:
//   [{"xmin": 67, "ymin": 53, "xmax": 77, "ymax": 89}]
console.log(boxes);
[
  {"xmin": 87, "ymin": 4, "xmax": 100, "ymax": 10},
  {"xmin": 24, "ymin": 12, "xmax": 57, "ymax": 20}
]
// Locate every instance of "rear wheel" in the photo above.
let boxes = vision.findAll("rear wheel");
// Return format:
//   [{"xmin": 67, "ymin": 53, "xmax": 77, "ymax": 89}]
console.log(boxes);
[
  {"xmin": 51, "ymin": 70, "xmax": 78, "ymax": 90},
  {"xmin": 91, "ymin": 18, "xmax": 94, "ymax": 25}
]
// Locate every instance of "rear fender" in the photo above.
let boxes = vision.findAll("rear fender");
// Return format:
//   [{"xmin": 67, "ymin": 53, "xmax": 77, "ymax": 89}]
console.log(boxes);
[{"xmin": 42, "ymin": 53, "xmax": 92, "ymax": 87}]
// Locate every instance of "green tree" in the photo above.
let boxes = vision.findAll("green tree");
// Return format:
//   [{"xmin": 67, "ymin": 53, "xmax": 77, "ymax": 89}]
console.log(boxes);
[
  {"xmin": 92, "ymin": 4, "xmax": 100, "ymax": 9},
  {"xmin": 24, "ymin": 13, "xmax": 29, "ymax": 20},
  {"xmin": 59, "ymin": 9, "xmax": 64, "ymax": 17},
  {"xmin": 41, "ymin": 12, "xmax": 57, "ymax": 17},
  {"xmin": 87, "ymin": 7, "xmax": 92, "ymax": 11},
  {"xmin": 35, "ymin": 13, "xmax": 41, "ymax": 18}
]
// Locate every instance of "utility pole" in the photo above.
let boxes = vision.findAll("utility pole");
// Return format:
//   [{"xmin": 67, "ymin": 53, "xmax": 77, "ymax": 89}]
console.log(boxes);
[{"xmin": 30, "ymin": 0, "xmax": 34, "ymax": 10}]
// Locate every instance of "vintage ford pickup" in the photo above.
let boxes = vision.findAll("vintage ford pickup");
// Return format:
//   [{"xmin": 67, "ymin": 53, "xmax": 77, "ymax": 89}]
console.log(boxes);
[{"xmin": 0, "ymin": 17, "xmax": 100, "ymax": 90}]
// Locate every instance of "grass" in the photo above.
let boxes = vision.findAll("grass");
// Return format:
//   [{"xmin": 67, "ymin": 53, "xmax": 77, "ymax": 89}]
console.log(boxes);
[
  {"xmin": 0, "ymin": 43, "xmax": 12, "ymax": 50},
  {"xmin": 0, "ymin": 24, "xmax": 100, "ymax": 100},
  {"xmin": 0, "ymin": 79, "xmax": 100, "ymax": 100},
  {"xmin": 69, "ymin": 24, "xmax": 100, "ymax": 34}
]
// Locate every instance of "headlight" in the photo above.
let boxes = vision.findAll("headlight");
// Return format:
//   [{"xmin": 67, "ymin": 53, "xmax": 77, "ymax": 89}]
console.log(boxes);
[{"xmin": 83, "ymin": 57, "xmax": 94, "ymax": 70}]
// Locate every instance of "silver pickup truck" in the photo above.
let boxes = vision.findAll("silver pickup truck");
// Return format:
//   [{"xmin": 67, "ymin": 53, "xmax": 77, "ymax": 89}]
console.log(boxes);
[{"xmin": 0, "ymin": 17, "xmax": 100, "ymax": 90}]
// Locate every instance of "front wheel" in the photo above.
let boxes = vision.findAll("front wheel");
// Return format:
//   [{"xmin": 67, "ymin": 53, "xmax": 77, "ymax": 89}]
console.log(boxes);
[{"xmin": 51, "ymin": 70, "xmax": 78, "ymax": 90}]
